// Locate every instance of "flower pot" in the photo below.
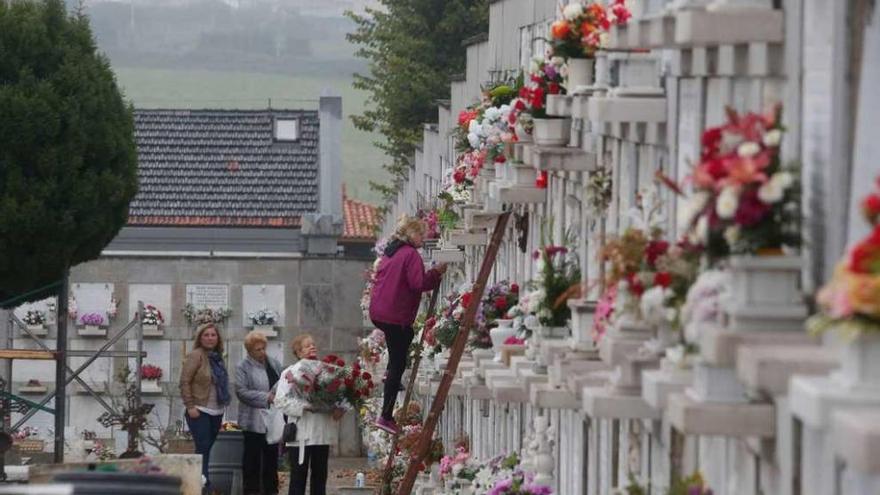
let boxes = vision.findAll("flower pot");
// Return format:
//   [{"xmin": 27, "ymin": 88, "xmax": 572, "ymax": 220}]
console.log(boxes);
[
  {"xmin": 489, "ymin": 320, "xmax": 517, "ymax": 362},
  {"xmin": 725, "ymin": 254, "xmax": 807, "ymax": 332},
  {"xmin": 25, "ymin": 324, "xmax": 48, "ymax": 337},
  {"xmin": 78, "ymin": 325, "xmax": 106, "ymax": 337},
  {"xmin": 567, "ymin": 57, "xmax": 595, "ymax": 93},
  {"xmin": 141, "ymin": 380, "xmax": 162, "ymax": 394},
  {"xmin": 142, "ymin": 324, "xmax": 163, "ymax": 337},
  {"xmin": 837, "ymin": 331, "xmax": 880, "ymax": 392},
  {"xmin": 253, "ymin": 324, "xmax": 277, "ymax": 338},
  {"xmin": 532, "ymin": 118, "xmax": 571, "ymax": 147}
]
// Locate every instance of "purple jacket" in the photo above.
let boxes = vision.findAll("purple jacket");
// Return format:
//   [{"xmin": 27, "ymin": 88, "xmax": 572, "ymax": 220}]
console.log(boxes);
[{"xmin": 369, "ymin": 244, "xmax": 441, "ymax": 326}]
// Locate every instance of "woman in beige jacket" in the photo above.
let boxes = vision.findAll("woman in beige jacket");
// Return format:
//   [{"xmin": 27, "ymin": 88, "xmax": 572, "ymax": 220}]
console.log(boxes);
[{"xmin": 179, "ymin": 323, "xmax": 230, "ymax": 491}]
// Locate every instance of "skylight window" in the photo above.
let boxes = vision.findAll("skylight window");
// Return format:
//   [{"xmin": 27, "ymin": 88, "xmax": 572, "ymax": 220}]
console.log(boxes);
[{"xmin": 274, "ymin": 118, "xmax": 299, "ymax": 142}]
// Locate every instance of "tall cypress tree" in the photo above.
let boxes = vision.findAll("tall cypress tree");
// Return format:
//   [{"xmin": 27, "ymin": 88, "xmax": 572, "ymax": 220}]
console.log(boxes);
[
  {"xmin": 346, "ymin": 0, "xmax": 489, "ymax": 206},
  {"xmin": 0, "ymin": 0, "xmax": 138, "ymax": 306}
]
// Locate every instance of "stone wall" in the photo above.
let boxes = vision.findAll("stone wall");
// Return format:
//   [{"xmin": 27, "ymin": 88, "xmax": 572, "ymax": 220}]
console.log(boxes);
[{"xmin": 4, "ymin": 255, "xmax": 370, "ymax": 457}]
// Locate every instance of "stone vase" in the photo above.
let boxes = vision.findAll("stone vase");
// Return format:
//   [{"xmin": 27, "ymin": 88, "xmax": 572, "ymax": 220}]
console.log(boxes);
[
  {"xmin": 490, "ymin": 319, "xmax": 517, "ymax": 362},
  {"xmin": 725, "ymin": 254, "xmax": 806, "ymax": 332},
  {"xmin": 532, "ymin": 118, "xmax": 571, "ymax": 147},
  {"xmin": 837, "ymin": 331, "xmax": 880, "ymax": 393},
  {"xmin": 566, "ymin": 57, "xmax": 595, "ymax": 93}
]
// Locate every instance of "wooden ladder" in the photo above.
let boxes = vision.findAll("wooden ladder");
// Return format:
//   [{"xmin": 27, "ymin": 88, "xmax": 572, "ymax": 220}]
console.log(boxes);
[{"xmin": 395, "ymin": 211, "xmax": 511, "ymax": 494}]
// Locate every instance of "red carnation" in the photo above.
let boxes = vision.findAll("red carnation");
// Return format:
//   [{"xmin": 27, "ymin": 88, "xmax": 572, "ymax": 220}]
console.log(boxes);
[
  {"xmin": 548, "ymin": 82, "xmax": 560, "ymax": 95},
  {"xmin": 734, "ymin": 189, "xmax": 771, "ymax": 227},
  {"xmin": 510, "ymin": 283, "xmax": 519, "ymax": 293},
  {"xmin": 453, "ymin": 169, "xmax": 466, "ymax": 184},
  {"xmin": 863, "ymin": 192, "xmax": 880, "ymax": 225},
  {"xmin": 653, "ymin": 272, "xmax": 673, "ymax": 288},
  {"xmin": 461, "ymin": 292, "xmax": 473, "ymax": 309},
  {"xmin": 336, "ymin": 358, "xmax": 345, "ymax": 367},
  {"xmin": 627, "ymin": 274, "xmax": 644, "ymax": 296},
  {"xmin": 494, "ymin": 296, "xmax": 508, "ymax": 312},
  {"xmin": 645, "ymin": 240, "xmax": 670, "ymax": 267},
  {"xmin": 362, "ymin": 372, "xmax": 372, "ymax": 381}
]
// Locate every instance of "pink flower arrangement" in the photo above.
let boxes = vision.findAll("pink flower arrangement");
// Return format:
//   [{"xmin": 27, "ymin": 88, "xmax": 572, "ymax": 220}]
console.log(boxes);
[
  {"xmin": 140, "ymin": 364, "xmax": 163, "ymax": 381},
  {"xmin": 81, "ymin": 312, "xmax": 104, "ymax": 326},
  {"xmin": 681, "ymin": 105, "xmax": 800, "ymax": 260},
  {"xmin": 592, "ymin": 284, "xmax": 617, "ymax": 341},
  {"xmin": 503, "ymin": 336, "xmax": 525, "ymax": 345}
]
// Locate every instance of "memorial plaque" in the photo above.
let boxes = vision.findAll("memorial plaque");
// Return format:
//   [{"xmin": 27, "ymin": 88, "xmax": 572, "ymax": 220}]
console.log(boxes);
[
  {"xmin": 12, "ymin": 399, "xmax": 55, "ymax": 442},
  {"xmin": 241, "ymin": 285, "xmax": 285, "ymax": 328},
  {"xmin": 186, "ymin": 284, "xmax": 229, "ymax": 310},
  {"xmin": 128, "ymin": 340, "xmax": 171, "ymax": 380},
  {"xmin": 12, "ymin": 339, "xmax": 57, "ymax": 382},
  {"xmin": 70, "ymin": 283, "xmax": 114, "ymax": 326},
  {"xmin": 129, "ymin": 284, "xmax": 173, "ymax": 326},
  {"xmin": 69, "ymin": 340, "xmax": 112, "ymax": 388},
  {"xmin": 67, "ymin": 396, "xmax": 112, "ymax": 437},
  {"xmin": 14, "ymin": 297, "xmax": 57, "ymax": 326}
]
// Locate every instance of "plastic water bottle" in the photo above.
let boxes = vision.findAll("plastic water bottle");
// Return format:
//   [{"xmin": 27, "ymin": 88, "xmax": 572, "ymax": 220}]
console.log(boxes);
[{"xmin": 355, "ymin": 472, "xmax": 366, "ymax": 488}]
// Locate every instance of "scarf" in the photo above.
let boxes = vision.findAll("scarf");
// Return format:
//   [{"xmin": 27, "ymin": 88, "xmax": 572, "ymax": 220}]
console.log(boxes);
[
  {"xmin": 384, "ymin": 239, "xmax": 411, "ymax": 258},
  {"xmin": 208, "ymin": 351, "xmax": 230, "ymax": 406}
]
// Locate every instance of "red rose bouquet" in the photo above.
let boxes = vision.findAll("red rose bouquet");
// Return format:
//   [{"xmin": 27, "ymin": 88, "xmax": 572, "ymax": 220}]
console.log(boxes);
[{"xmin": 287, "ymin": 355, "xmax": 375, "ymax": 412}]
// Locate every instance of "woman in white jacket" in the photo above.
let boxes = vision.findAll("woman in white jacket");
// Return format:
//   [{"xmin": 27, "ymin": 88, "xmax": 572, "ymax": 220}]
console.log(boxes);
[{"xmin": 273, "ymin": 334, "xmax": 345, "ymax": 495}]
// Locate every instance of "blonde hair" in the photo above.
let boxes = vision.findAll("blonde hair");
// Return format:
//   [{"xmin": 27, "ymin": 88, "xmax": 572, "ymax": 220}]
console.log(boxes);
[
  {"xmin": 243, "ymin": 330, "xmax": 268, "ymax": 353},
  {"xmin": 290, "ymin": 333, "xmax": 314, "ymax": 359},
  {"xmin": 393, "ymin": 215, "xmax": 426, "ymax": 244},
  {"xmin": 194, "ymin": 323, "xmax": 224, "ymax": 353}
]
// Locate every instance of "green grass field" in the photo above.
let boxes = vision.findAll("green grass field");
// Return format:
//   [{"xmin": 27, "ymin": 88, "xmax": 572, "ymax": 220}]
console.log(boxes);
[{"xmin": 114, "ymin": 67, "xmax": 390, "ymax": 204}]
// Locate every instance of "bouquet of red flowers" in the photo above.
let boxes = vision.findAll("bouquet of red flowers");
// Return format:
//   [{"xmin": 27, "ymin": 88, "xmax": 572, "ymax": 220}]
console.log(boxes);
[{"xmin": 288, "ymin": 355, "xmax": 375, "ymax": 412}]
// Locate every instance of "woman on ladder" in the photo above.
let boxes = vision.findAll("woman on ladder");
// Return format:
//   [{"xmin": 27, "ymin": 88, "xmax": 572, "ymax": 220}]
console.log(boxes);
[{"xmin": 369, "ymin": 215, "xmax": 447, "ymax": 434}]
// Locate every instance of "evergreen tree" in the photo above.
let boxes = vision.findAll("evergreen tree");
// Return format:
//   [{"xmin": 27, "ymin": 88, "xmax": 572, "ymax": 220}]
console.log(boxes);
[
  {"xmin": 0, "ymin": 0, "xmax": 138, "ymax": 306},
  {"xmin": 346, "ymin": 0, "xmax": 489, "ymax": 206}
]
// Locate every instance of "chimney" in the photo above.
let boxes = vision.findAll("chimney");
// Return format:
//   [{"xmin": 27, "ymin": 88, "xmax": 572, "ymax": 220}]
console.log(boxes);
[{"xmin": 302, "ymin": 89, "xmax": 344, "ymax": 255}]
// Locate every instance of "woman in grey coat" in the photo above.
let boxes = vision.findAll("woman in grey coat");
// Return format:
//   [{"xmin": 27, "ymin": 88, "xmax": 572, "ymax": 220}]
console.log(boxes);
[{"xmin": 235, "ymin": 330, "xmax": 284, "ymax": 495}]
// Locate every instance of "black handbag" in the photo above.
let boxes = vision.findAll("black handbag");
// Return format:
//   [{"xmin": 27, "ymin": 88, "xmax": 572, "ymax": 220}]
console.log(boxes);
[{"xmin": 282, "ymin": 421, "xmax": 297, "ymax": 443}]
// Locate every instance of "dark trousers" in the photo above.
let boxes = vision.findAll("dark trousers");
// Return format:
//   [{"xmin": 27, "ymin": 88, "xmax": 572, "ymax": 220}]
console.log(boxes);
[
  {"xmin": 287, "ymin": 445, "xmax": 330, "ymax": 495},
  {"xmin": 242, "ymin": 431, "xmax": 279, "ymax": 495},
  {"xmin": 372, "ymin": 321, "xmax": 415, "ymax": 420},
  {"xmin": 185, "ymin": 412, "xmax": 223, "ymax": 484}
]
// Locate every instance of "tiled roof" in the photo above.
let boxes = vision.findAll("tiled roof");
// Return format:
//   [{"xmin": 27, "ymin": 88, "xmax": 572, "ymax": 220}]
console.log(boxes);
[
  {"xmin": 129, "ymin": 109, "xmax": 320, "ymax": 227},
  {"xmin": 342, "ymin": 192, "xmax": 379, "ymax": 241}
]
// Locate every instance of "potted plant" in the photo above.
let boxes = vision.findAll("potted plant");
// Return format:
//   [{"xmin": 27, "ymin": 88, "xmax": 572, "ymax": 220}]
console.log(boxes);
[
  {"xmin": 809, "ymin": 176, "xmax": 880, "ymax": 390},
  {"xmin": 517, "ymin": 56, "xmax": 569, "ymax": 146},
  {"xmin": 549, "ymin": 0, "xmax": 630, "ymax": 93},
  {"xmin": 247, "ymin": 308, "xmax": 279, "ymax": 337},
  {"xmin": 182, "ymin": 303, "xmax": 232, "ymax": 327},
  {"xmin": 680, "ymin": 105, "xmax": 803, "ymax": 331},
  {"xmin": 529, "ymin": 224, "xmax": 581, "ymax": 339},
  {"xmin": 141, "ymin": 304, "xmax": 164, "ymax": 337},
  {"xmin": 11, "ymin": 426, "xmax": 43, "ymax": 454},
  {"xmin": 79, "ymin": 312, "xmax": 106, "ymax": 337},
  {"xmin": 22, "ymin": 309, "xmax": 48, "ymax": 336},
  {"xmin": 139, "ymin": 364, "xmax": 163, "ymax": 394}
]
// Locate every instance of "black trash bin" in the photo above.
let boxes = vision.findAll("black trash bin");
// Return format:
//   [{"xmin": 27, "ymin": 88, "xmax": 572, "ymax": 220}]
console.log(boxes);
[{"xmin": 208, "ymin": 431, "xmax": 244, "ymax": 495}]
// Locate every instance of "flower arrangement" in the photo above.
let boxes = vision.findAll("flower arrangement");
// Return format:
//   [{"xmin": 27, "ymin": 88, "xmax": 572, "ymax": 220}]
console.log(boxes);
[
  {"xmin": 247, "ymin": 308, "xmax": 278, "ymax": 326},
  {"xmin": 68, "ymin": 296, "xmax": 78, "ymax": 320},
  {"xmin": 549, "ymin": 0, "xmax": 629, "ymax": 59},
  {"xmin": 80, "ymin": 312, "xmax": 105, "ymax": 327},
  {"xmin": 680, "ymin": 105, "xmax": 800, "ymax": 261},
  {"xmin": 433, "ymin": 289, "xmax": 471, "ymax": 349},
  {"xmin": 220, "ymin": 422, "xmax": 240, "ymax": 432},
  {"xmin": 141, "ymin": 305, "xmax": 164, "ymax": 326},
  {"xmin": 107, "ymin": 295, "xmax": 119, "ymax": 320},
  {"xmin": 23, "ymin": 310, "xmax": 46, "ymax": 326},
  {"xmin": 515, "ymin": 56, "xmax": 566, "ymax": 120},
  {"xmin": 809, "ymin": 177, "xmax": 880, "ymax": 335},
  {"xmin": 182, "ymin": 304, "xmax": 232, "ymax": 326},
  {"xmin": 531, "ymin": 245, "xmax": 580, "ymax": 327},
  {"xmin": 593, "ymin": 283, "xmax": 617, "ymax": 341},
  {"xmin": 439, "ymin": 446, "xmax": 481, "ymax": 486},
  {"xmin": 585, "ymin": 167, "xmax": 614, "ymax": 219},
  {"xmin": 638, "ymin": 241, "xmax": 703, "ymax": 332},
  {"xmin": 11, "ymin": 426, "xmax": 38, "ymax": 441},
  {"xmin": 90, "ymin": 440, "xmax": 115, "ymax": 461},
  {"xmin": 472, "ymin": 281, "xmax": 520, "ymax": 348},
  {"xmin": 140, "ymin": 364, "xmax": 163, "ymax": 382},
  {"xmin": 361, "ymin": 237, "xmax": 389, "ymax": 321},
  {"xmin": 487, "ymin": 470, "xmax": 553, "ymax": 495},
  {"xmin": 358, "ymin": 328, "xmax": 387, "ymax": 367},
  {"xmin": 284, "ymin": 355, "xmax": 375, "ymax": 412},
  {"xmin": 668, "ymin": 472, "xmax": 713, "ymax": 495},
  {"xmin": 680, "ymin": 269, "xmax": 731, "ymax": 348}
]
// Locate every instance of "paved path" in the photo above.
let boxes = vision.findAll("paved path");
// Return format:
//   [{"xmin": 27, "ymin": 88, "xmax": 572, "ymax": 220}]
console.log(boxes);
[{"xmin": 279, "ymin": 457, "xmax": 377, "ymax": 495}]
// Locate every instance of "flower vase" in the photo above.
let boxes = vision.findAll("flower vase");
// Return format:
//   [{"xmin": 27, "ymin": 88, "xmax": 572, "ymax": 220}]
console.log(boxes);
[
  {"xmin": 141, "ymin": 380, "xmax": 162, "ymax": 394},
  {"xmin": 836, "ymin": 331, "xmax": 880, "ymax": 393},
  {"xmin": 490, "ymin": 319, "xmax": 517, "ymax": 362},
  {"xmin": 142, "ymin": 324, "xmax": 162, "ymax": 337},
  {"xmin": 566, "ymin": 57, "xmax": 595, "ymax": 94},
  {"xmin": 532, "ymin": 118, "xmax": 571, "ymax": 147}
]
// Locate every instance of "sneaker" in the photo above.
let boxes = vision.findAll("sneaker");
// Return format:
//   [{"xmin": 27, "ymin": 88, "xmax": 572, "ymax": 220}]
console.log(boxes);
[{"xmin": 374, "ymin": 417, "xmax": 400, "ymax": 435}]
